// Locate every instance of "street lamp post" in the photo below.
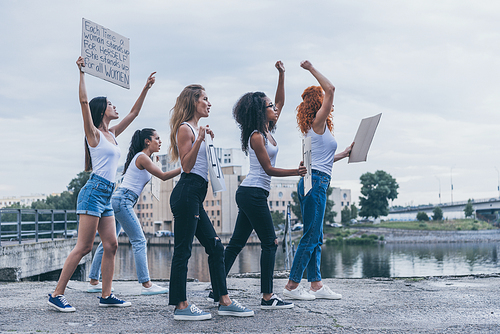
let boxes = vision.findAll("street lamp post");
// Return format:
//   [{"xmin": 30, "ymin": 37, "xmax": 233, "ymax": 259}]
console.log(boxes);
[
  {"xmin": 495, "ymin": 167, "xmax": 500, "ymax": 199},
  {"xmin": 435, "ymin": 176, "xmax": 441, "ymax": 204},
  {"xmin": 450, "ymin": 167, "xmax": 454, "ymax": 205}
]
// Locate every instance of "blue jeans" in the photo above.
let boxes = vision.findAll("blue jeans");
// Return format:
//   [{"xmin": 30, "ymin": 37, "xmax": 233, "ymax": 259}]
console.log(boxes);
[
  {"xmin": 76, "ymin": 173, "xmax": 115, "ymax": 217},
  {"xmin": 224, "ymin": 186, "xmax": 277, "ymax": 294},
  {"xmin": 89, "ymin": 187, "xmax": 150, "ymax": 283},
  {"xmin": 289, "ymin": 170, "xmax": 330, "ymax": 283}
]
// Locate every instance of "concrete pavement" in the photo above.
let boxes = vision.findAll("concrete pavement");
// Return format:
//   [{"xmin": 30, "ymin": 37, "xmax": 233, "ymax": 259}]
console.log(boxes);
[{"xmin": 1, "ymin": 275, "xmax": 500, "ymax": 333}]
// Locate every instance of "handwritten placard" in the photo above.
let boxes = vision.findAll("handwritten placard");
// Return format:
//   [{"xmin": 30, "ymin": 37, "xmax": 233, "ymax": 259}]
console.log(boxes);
[
  {"xmin": 151, "ymin": 155, "xmax": 161, "ymax": 201},
  {"xmin": 80, "ymin": 18, "xmax": 130, "ymax": 89},
  {"xmin": 302, "ymin": 137, "xmax": 312, "ymax": 195},
  {"xmin": 205, "ymin": 136, "xmax": 226, "ymax": 194}
]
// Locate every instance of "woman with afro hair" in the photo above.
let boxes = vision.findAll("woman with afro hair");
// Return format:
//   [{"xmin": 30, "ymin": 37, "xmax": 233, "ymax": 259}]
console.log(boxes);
[
  {"xmin": 217, "ymin": 61, "xmax": 306, "ymax": 310},
  {"xmin": 283, "ymin": 60, "xmax": 353, "ymax": 301}
]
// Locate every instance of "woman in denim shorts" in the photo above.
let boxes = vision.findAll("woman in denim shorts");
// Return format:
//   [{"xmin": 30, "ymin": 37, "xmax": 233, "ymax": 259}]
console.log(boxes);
[
  {"xmin": 48, "ymin": 57, "xmax": 156, "ymax": 312},
  {"xmin": 168, "ymin": 84, "xmax": 253, "ymax": 321},
  {"xmin": 283, "ymin": 61, "xmax": 353, "ymax": 301},
  {"xmin": 88, "ymin": 128, "xmax": 180, "ymax": 295},
  {"xmin": 221, "ymin": 61, "xmax": 305, "ymax": 310}
]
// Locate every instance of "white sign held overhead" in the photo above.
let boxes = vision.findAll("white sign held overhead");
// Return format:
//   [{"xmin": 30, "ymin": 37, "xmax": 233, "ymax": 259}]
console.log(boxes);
[
  {"xmin": 205, "ymin": 135, "xmax": 226, "ymax": 194},
  {"xmin": 302, "ymin": 137, "xmax": 312, "ymax": 195},
  {"xmin": 80, "ymin": 18, "xmax": 130, "ymax": 89},
  {"xmin": 349, "ymin": 113, "xmax": 382, "ymax": 163}
]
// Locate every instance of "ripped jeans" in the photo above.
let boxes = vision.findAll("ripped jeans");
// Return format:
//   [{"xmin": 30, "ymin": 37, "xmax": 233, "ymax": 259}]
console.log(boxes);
[{"xmin": 168, "ymin": 172, "xmax": 228, "ymax": 305}]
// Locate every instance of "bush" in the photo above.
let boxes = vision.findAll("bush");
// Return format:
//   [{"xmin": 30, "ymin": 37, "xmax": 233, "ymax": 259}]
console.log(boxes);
[
  {"xmin": 417, "ymin": 212, "xmax": 430, "ymax": 221},
  {"xmin": 432, "ymin": 207, "xmax": 443, "ymax": 221}
]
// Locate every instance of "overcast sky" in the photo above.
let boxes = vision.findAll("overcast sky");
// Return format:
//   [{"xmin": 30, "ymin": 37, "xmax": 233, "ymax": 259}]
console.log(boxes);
[{"xmin": 1, "ymin": 0, "xmax": 499, "ymax": 207}]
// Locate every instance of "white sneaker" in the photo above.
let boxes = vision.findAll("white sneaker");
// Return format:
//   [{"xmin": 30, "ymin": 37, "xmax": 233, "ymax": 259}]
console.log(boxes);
[
  {"xmin": 309, "ymin": 285, "xmax": 342, "ymax": 300},
  {"xmin": 141, "ymin": 283, "xmax": 169, "ymax": 295},
  {"xmin": 282, "ymin": 287, "xmax": 315, "ymax": 300},
  {"xmin": 87, "ymin": 281, "xmax": 114, "ymax": 293}
]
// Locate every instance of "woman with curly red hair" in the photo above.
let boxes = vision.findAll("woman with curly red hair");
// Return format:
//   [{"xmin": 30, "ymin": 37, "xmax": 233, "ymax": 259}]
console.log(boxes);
[{"xmin": 283, "ymin": 60, "xmax": 353, "ymax": 301}]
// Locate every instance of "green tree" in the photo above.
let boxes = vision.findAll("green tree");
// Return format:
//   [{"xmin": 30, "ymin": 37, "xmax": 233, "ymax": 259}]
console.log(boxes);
[
  {"xmin": 359, "ymin": 170, "xmax": 399, "ymax": 218},
  {"xmin": 270, "ymin": 210, "xmax": 285, "ymax": 229},
  {"xmin": 432, "ymin": 206, "xmax": 443, "ymax": 221},
  {"xmin": 290, "ymin": 190, "xmax": 302, "ymax": 223},
  {"xmin": 323, "ymin": 186, "xmax": 337, "ymax": 224},
  {"xmin": 416, "ymin": 211, "xmax": 429, "ymax": 221},
  {"xmin": 350, "ymin": 203, "xmax": 358, "ymax": 219},
  {"xmin": 291, "ymin": 184, "xmax": 336, "ymax": 224},
  {"xmin": 464, "ymin": 199, "xmax": 474, "ymax": 218},
  {"xmin": 341, "ymin": 206, "xmax": 351, "ymax": 223}
]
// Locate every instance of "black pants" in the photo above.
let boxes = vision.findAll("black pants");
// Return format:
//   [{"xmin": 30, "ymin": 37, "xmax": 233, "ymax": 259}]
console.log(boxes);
[
  {"xmin": 224, "ymin": 186, "xmax": 278, "ymax": 294},
  {"xmin": 169, "ymin": 173, "xmax": 227, "ymax": 305}
]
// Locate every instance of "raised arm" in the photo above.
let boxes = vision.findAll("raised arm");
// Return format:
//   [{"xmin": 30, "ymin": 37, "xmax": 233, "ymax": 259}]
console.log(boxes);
[
  {"xmin": 136, "ymin": 154, "xmax": 182, "ymax": 181},
  {"xmin": 250, "ymin": 132, "xmax": 306, "ymax": 177},
  {"xmin": 77, "ymin": 57, "xmax": 99, "ymax": 147},
  {"xmin": 111, "ymin": 72, "xmax": 156, "ymax": 137},
  {"xmin": 274, "ymin": 61, "xmax": 285, "ymax": 121},
  {"xmin": 300, "ymin": 61, "xmax": 335, "ymax": 135}
]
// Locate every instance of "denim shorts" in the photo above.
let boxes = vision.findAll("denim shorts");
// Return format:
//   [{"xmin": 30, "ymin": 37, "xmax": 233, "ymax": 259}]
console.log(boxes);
[{"xmin": 76, "ymin": 173, "xmax": 116, "ymax": 217}]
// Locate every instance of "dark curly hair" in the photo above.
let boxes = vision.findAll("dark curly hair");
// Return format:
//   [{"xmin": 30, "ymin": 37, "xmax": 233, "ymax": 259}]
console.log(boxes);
[
  {"xmin": 233, "ymin": 92, "xmax": 276, "ymax": 154},
  {"xmin": 296, "ymin": 86, "xmax": 333, "ymax": 135}
]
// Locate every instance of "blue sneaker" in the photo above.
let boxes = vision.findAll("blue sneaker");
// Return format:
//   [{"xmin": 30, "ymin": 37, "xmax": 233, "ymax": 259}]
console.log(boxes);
[
  {"xmin": 218, "ymin": 299, "xmax": 254, "ymax": 317},
  {"xmin": 174, "ymin": 304, "xmax": 212, "ymax": 321},
  {"xmin": 48, "ymin": 294, "xmax": 76, "ymax": 312},
  {"xmin": 98, "ymin": 294, "xmax": 131, "ymax": 307}
]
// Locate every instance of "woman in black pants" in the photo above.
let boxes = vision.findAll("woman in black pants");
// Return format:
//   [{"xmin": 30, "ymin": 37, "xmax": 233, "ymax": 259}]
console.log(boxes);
[
  {"xmin": 168, "ymin": 84, "xmax": 254, "ymax": 321},
  {"xmin": 220, "ymin": 61, "xmax": 306, "ymax": 309}
]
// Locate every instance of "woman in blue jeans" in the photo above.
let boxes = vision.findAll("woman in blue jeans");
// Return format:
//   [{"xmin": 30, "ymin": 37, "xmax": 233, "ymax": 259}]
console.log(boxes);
[
  {"xmin": 48, "ymin": 57, "xmax": 155, "ymax": 312},
  {"xmin": 222, "ymin": 61, "xmax": 306, "ymax": 310},
  {"xmin": 168, "ymin": 84, "xmax": 253, "ymax": 321},
  {"xmin": 88, "ymin": 128, "xmax": 180, "ymax": 295},
  {"xmin": 283, "ymin": 60, "xmax": 353, "ymax": 301}
]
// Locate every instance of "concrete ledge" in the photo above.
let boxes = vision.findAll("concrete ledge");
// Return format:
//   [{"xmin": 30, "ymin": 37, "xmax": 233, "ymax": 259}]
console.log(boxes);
[{"xmin": 0, "ymin": 239, "xmax": 91, "ymax": 281}]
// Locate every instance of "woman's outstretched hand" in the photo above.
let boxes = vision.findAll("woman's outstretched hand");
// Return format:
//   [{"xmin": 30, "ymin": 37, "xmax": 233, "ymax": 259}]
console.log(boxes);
[
  {"xmin": 297, "ymin": 161, "xmax": 307, "ymax": 177},
  {"xmin": 145, "ymin": 72, "xmax": 156, "ymax": 89},
  {"xmin": 300, "ymin": 60, "xmax": 313, "ymax": 71},
  {"xmin": 76, "ymin": 56, "xmax": 85, "ymax": 72},
  {"xmin": 275, "ymin": 60, "xmax": 285, "ymax": 73}
]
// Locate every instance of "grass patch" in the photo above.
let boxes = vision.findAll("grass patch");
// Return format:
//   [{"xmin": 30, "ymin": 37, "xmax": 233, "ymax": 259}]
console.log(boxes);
[
  {"xmin": 326, "ymin": 233, "xmax": 382, "ymax": 245},
  {"xmin": 355, "ymin": 219, "xmax": 494, "ymax": 231}
]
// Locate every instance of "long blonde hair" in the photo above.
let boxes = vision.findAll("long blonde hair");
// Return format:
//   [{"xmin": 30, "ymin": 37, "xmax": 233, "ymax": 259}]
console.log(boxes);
[{"xmin": 169, "ymin": 84, "xmax": 205, "ymax": 161}]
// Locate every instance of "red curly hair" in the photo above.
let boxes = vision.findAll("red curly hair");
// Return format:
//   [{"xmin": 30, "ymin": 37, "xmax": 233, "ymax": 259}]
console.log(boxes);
[{"xmin": 296, "ymin": 86, "xmax": 333, "ymax": 135}]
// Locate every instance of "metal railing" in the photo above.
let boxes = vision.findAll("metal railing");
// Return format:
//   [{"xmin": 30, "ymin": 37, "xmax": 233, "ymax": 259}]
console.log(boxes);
[{"xmin": 0, "ymin": 209, "xmax": 78, "ymax": 246}]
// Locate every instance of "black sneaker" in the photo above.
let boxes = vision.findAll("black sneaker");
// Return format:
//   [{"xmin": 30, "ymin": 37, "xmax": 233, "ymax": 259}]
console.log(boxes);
[
  {"xmin": 206, "ymin": 290, "xmax": 216, "ymax": 303},
  {"xmin": 261, "ymin": 294, "xmax": 294, "ymax": 310}
]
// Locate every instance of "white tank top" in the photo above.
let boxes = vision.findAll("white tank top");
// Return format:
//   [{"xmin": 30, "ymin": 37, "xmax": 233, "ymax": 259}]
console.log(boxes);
[
  {"xmin": 179, "ymin": 122, "xmax": 208, "ymax": 181},
  {"xmin": 240, "ymin": 131, "xmax": 278, "ymax": 192},
  {"xmin": 120, "ymin": 152, "xmax": 152, "ymax": 196},
  {"xmin": 88, "ymin": 130, "xmax": 121, "ymax": 182},
  {"xmin": 308, "ymin": 126, "xmax": 337, "ymax": 175}
]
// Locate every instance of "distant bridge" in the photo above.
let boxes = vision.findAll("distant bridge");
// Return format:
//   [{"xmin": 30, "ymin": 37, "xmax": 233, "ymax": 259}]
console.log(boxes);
[{"xmin": 388, "ymin": 197, "xmax": 500, "ymax": 221}]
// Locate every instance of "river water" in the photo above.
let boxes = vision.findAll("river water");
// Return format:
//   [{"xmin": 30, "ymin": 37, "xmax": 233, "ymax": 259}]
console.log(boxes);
[{"xmin": 110, "ymin": 242, "xmax": 500, "ymax": 282}]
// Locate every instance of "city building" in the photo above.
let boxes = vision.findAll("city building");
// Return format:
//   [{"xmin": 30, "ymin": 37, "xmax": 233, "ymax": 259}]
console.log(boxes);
[
  {"xmin": 330, "ymin": 187, "xmax": 352, "ymax": 223},
  {"xmin": 0, "ymin": 194, "xmax": 50, "ymax": 209}
]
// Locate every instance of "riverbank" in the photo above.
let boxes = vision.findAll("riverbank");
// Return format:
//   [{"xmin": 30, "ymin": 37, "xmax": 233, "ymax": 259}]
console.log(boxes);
[
  {"xmin": 344, "ymin": 227, "xmax": 500, "ymax": 243},
  {"xmin": 1, "ymin": 275, "xmax": 499, "ymax": 333}
]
